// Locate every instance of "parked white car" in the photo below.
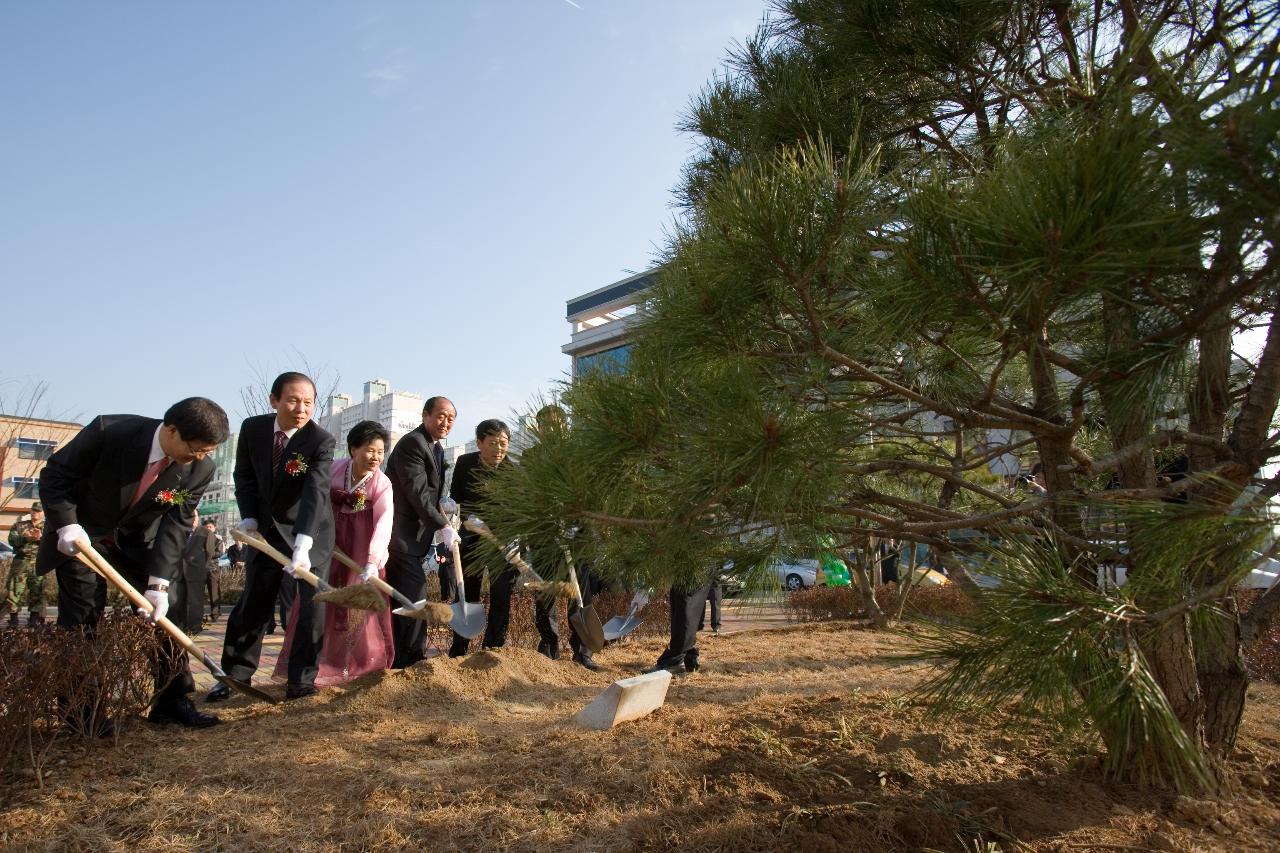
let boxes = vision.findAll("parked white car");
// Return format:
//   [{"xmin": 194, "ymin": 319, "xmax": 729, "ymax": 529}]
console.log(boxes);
[{"xmin": 772, "ymin": 558, "xmax": 820, "ymax": 592}]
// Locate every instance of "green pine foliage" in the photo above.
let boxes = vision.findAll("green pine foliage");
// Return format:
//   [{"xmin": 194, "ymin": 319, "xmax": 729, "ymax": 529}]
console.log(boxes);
[{"xmin": 477, "ymin": 1, "xmax": 1280, "ymax": 790}]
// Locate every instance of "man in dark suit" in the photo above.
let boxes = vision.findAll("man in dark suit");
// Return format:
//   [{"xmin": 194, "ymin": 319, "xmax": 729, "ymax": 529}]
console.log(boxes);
[
  {"xmin": 208, "ymin": 372, "xmax": 336, "ymax": 701},
  {"xmin": 36, "ymin": 397, "xmax": 230, "ymax": 730},
  {"xmin": 385, "ymin": 395, "xmax": 457, "ymax": 668},
  {"xmin": 172, "ymin": 513, "xmax": 216, "ymax": 634}
]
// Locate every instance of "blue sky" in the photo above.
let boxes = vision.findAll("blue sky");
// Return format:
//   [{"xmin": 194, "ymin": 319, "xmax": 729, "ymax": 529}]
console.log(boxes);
[{"xmin": 1, "ymin": 1, "xmax": 764, "ymax": 441}]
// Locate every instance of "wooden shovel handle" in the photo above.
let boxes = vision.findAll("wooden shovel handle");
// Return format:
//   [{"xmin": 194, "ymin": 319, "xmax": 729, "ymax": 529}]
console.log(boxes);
[
  {"xmin": 331, "ymin": 546, "xmax": 402, "ymax": 603},
  {"xmin": 230, "ymin": 528, "xmax": 321, "ymax": 589},
  {"xmin": 463, "ymin": 516, "xmax": 544, "ymax": 583},
  {"xmin": 73, "ymin": 540, "xmax": 209, "ymax": 667},
  {"xmin": 450, "ymin": 540, "xmax": 465, "ymax": 597},
  {"xmin": 564, "ymin": 554, "xmax": 585, "ymax": 609}
]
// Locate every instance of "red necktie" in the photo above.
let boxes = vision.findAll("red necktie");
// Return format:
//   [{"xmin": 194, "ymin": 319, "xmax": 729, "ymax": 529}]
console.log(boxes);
[
  {"xmin": 130, "ymin": 458, "xmax": 170, "ymax": 507},
  {"xmin": 272, "ymin": 430, "xmax": 288, "ymax": 469}
]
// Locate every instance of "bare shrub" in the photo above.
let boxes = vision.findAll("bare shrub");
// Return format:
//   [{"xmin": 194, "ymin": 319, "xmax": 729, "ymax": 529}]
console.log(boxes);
[
  {"xmin": 784, "ymin": 583, "xmax": 973, "ymax": 625},
  {"xmin": 0, "ymin": 611, "xmax": 158, "ymax": 785}
]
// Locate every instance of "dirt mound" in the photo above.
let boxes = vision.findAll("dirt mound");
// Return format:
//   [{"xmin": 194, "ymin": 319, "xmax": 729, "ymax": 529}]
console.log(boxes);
[{"xmin": 2, "ymin": 624, "xmax": 1279, "ymax": 852}]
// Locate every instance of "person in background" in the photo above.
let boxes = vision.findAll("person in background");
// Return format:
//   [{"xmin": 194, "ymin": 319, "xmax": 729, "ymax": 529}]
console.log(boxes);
[
  {"xmin": 5, "ymin": 502, "xmax": 45, "ymax": 626},
  {"xmin": 174, "ymin": 513, "xmax": 216, "ymax": 635},
  {"xmin": 203, "ymin": 520, "xmax": 225, "ymax": 624}
]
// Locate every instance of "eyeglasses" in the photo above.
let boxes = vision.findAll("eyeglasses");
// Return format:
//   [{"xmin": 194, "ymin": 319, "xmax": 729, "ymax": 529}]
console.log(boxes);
[{"xmin": 184, "ymin": 440, "xmax": 219, "ymax": 460}]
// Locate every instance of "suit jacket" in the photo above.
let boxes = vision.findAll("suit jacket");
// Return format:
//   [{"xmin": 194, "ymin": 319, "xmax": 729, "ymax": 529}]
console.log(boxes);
[
  {"xmin": 386, "ymin": 425, "xmax": 449, "ymax": 557},
  {"xmin": 233, "ymin": 414, "xmax": 335, "ymax": 560},
  {"xmin": 171, "ymin": 526, "xmax": 215, "ymax": 632},
  {"xmin": 35, "ymin": 415, "xmax": 215, "ymax": 583}
]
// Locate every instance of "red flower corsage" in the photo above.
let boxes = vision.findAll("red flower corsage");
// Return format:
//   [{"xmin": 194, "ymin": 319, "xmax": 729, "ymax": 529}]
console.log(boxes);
[
  {"xmin": 285, "ymin": 453, "xmax": 309, "ymax": 476},
  {"xmin": 331, "ymin": 487, "xmax": 368, "ymax": 512},
  {"xmin": 155, "ymin": 488, "xmax": 191, "ymax": 506}
]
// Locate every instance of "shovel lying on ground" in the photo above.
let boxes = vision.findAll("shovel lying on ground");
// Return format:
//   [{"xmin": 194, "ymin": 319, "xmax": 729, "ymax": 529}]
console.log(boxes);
[
  {"xmin": 602, "ymin": 590, "xmax": 649, "ymax": 641},
  {"xmin": 327, "ymin": 547, "xmax": 452, "ymax": 626},
  {"xmin": 563, "ymin": 546, "xmax": 606, "ymax": 653},
  {"xmin": 74, "ymin": 538, "xmax": 279, "ymax": 705},
  {"xmin": 232, "ymin": 529, "xmax": 386, "ymax": 613}
]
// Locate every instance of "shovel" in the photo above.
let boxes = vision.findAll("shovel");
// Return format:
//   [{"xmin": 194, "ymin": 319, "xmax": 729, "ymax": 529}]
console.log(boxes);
[
  {"xmin": 445, "ymin": 538, "xmax": 487, "ymax": 639},
  {"xmin": 232, "ymin": 529, "xmax": 385, "ymax": 613},
  {"xmin": 440, "ymin": 501, "xmax": 486, "ymax": 638},
  {"xmin": 602, "ymin": 590, "xmax": 649, "ymax": 641},
  {"xmin": 563, "ymin": 546, "xmax": 606, "ymax": 653},
  {"xmin": 73, "ymin": 539, "xmax": 279, "ymax": 705},
  {"xmin": 328, "ymin": 547, "xmax": 452, "ymax": 626},
  {"xmin": 463, "ymin": 516, "xmax": 576, "ymax": 599},
  {"xmin": 463, "ymin": 515, "xmax": 541, "ymax": 583}
]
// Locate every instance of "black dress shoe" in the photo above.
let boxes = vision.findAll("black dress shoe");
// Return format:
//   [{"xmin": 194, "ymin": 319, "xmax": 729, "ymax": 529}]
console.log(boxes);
[
  {"xmin": 149, "ymin": 697, "xmax": 219, "ymax": 728},
  {"xmin": 642, "ymin": 662, "xmax": 686, "ymax": 677},
  {"xmin": 285, "ymin": 683, "xmax": 318, "ymax": 700},
  {"xmin": 573, "ymin": 654, "xmax": 601, "ymax": 672},
  {"xmin": 206, "ymin": 682, "xmax": 232, "ymax": 703}
]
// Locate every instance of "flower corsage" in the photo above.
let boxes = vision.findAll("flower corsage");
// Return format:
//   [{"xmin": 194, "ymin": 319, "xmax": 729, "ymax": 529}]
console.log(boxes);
[
  {"xmin": 155, "ymin": 488, "xmax": 191, "ymax": 506},
  {"xmin": 285, "ymin": 453, "xmax": 309, "ymax": 476}
]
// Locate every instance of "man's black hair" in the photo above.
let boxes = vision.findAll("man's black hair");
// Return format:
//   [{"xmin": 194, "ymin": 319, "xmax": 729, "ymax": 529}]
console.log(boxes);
[
  {"xmin": 270, "ymin": 371, "xmax": 317, "ymax": 399},
  {"xmin": 475, "ymin": 419, "xmax": 510, "ymax": 441},
  {"xmin": 164, "ymin": 397, "xmax": 231, "ymax": 445}
]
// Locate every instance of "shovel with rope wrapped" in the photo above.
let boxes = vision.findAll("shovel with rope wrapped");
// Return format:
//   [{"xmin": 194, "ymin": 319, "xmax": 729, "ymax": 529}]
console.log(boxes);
[
  {"xmin": 462, "ymin": 515, "xmax": 576, "ymax": 600},
  {"xmin": 327, "ymin": 546, "xmax": 453, "ymax": 626},
  {"xmin": 231, "ymin": 528, "xmax": 386, "ymax": 613},
  {"xmin": 73, "ymin": 538, "xmax": 280, "ymax": 705}
]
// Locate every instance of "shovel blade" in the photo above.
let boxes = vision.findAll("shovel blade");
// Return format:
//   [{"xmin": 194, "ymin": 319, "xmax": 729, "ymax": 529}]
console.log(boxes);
[
  {"xmin": 217, "ymin": 675, "xmax": 281, "ymax": 705},
  {"xmin": 570, "ymin": 605, "xmax": 607, "ymax": 653},
  {"xmin": 602, "ymin": 616, "xmax": 643, "ymax": 642},
  {"xmin": 450, "ymin": 601, "xmax": 487, "ymax": 639}
]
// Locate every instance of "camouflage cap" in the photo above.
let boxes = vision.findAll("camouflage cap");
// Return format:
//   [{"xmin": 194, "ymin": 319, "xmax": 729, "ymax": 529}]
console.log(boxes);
[{"xmin": 29, "ymin": 501, "xmax": 42, "ymax": 511}]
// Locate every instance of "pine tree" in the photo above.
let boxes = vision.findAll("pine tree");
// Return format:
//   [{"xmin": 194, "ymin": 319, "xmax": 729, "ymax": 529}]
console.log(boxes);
[{"xmin": 479, "ymin": 1, "xmax": 1280, "ymax": 790}]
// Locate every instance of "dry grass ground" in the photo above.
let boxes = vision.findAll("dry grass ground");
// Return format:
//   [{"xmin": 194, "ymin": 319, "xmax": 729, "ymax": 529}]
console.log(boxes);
[{"xmin": 2, "ymin": 622, "xmax": 1278, "ymax": 852}]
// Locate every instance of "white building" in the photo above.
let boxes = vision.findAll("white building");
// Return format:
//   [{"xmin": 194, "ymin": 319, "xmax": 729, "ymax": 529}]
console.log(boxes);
[{"xmin": 320, "ymin": 379, "xmax": 425, "ymax": 458}]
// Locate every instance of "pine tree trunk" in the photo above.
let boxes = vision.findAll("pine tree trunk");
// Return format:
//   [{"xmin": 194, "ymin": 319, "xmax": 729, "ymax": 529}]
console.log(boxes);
[{"xmin": 1196, "ymin": 600, "xmax": 1249, "ymax": 770}]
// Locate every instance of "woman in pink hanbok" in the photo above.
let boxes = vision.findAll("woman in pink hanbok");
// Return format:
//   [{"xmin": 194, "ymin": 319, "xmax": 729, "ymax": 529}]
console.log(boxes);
[{"xmin": 276, "ymin": 420, "xmax": 395, "ymax": 686}]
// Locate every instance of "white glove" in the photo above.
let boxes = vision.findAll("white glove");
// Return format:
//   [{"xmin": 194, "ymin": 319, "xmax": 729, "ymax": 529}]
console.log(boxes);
[
  {"xmin": 236, "ymin": 518, "xmax": 258, "ymax": 534},
  {"xmin": 289, "ymin": 534, "xmax": 313, "ymax": 577},
  {"xmin": 141, "ymin": 577, "xmax": 169, "ymax": 622},
  {"xmin": 563, "ymin": 524, "xmax": 581, "ymax": 540},
  {"xmin": 57, "ymin": 523, "xmax": 87, "ymax": 556},
  {"xmin": 362, "ymin": 563, "xmax": 378, "ymax": 582},
  {"xmin": 438, "ymin": 525, "xmax": 459, "ymax": 549},
  {"xmin": 439, "ymin": 497, "xmax": 459, "ymax": 517}
]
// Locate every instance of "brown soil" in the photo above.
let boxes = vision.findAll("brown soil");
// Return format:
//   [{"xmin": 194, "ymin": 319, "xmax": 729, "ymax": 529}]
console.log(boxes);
[{"xmin": 2, "ymin": 622, "xmax": 1279, "ymax": 852}]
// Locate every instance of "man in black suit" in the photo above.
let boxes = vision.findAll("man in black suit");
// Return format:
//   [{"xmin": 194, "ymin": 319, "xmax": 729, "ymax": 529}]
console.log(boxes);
[
  {"xmin": 386, "ymin": 395, "xmax": 457, "ymax": 668},
  {"xmin": 37, "ymin": 397, "xmax": 230, "ymax": 730},
  {"xmin": 172, "ymin": 513, "xmax": 216, "ymax": 634},
  {"xmin": 646, "ymin": 580, "xmax": 715, "ymax": 676},
  {"xmin": 208, "ymin": 372, "xmax": 336, "ymax": 701}
]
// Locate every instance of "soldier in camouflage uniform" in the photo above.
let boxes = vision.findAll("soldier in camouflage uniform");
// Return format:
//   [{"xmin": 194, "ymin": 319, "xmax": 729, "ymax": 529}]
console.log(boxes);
[{"xmin": 6, "ymin": 502, "xmax": 47, "ymax": 625}]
